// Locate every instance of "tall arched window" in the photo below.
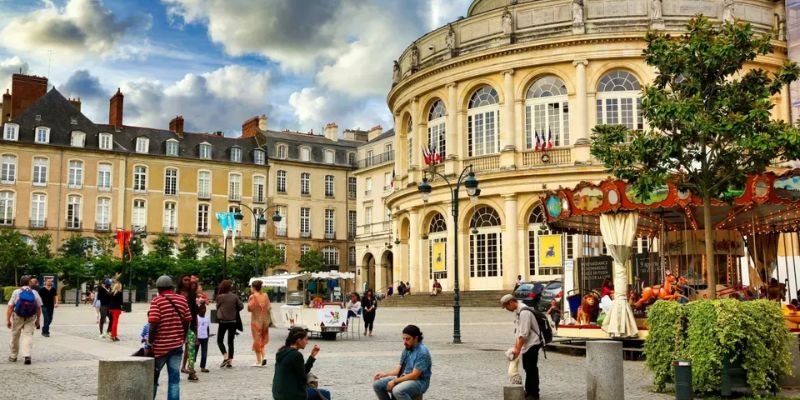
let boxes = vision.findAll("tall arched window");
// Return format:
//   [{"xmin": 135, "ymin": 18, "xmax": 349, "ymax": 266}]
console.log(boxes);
[
  {"xmin": 467, "ymin": 86, "xmax": 500, "ymax": 156},
  {"xmin": 596, "ymin": 70, "xmax": 643, "ymax": 139},
  {"xmin": 525, "ymin": 76, "xmax": 570, "ymax": 148},
  {"xmin": 469, "ymin": 206, "xmax": 502, "ymax": 278},
  {"xmin": 427, "ymin": 100, "xmax": 446, "ymax": 160},
  {"xmin": 0, "ymin": 190, "xmax": 14, "ymax": 225},
  {"xmin": 428, "ymin": 213, "xmax": 448, "ymax": 279}
]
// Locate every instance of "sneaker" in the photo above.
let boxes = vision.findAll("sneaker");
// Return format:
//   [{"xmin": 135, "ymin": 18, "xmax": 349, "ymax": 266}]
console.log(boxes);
[
  {"xmin": 42, "ymin": 333, "xmax": 50, "ymax": 337},
  {"xmin": 219, "ymin": 359, "xmax": 229, "ymax": 368},
  {"xmin": 261, "ymin": 359, "xmax": 267, "ymax": 367},
  {"xmin": 188, "ymin": 373, "xmax": 199, "ymax": 381},
  {"xmin": 23, "ymin": 357, "xmax": 31, "ymax": 365},
  {"xmin": 181, "ymin": 368, "xmax": 190, "ymax": 374}
]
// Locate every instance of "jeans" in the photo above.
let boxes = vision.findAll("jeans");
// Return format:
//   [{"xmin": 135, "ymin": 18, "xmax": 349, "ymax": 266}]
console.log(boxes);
[
  {"xmin": 193, "ymin": 338, "xmax": 208, "ymax": 369},
  {"xmin": 522, "ymin": 344, "xmax": 541, "ymax": 398},
  {"xmin": 154, "ymin": 347, "xmax": 183, "ymax": 400},
  {"xmin": 217, "ymin": 321, "xmax": 237, "ymax": 359},
  {"xmin": 42, "ymin": 307, "xmax": 54, "ymax": 335},
  {"xmin": 372, "ymin": 377, "xmax": 425, "ymax": 400},
  {"xmin": 307, "ymin": 387, "xmax": 331, "ymax": 399}
]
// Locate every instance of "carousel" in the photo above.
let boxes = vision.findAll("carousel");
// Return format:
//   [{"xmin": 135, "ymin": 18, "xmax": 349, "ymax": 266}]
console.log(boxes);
[{"xmin": 543, "ymin": 169, "xmax": 800, "ymax": 340}]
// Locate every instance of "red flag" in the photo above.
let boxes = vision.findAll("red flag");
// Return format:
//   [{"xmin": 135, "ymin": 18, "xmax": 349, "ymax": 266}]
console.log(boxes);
[
  {"xmin": 433, "ymin": 147, "xmax": 442, "ymax": 164},
  {"xmin": 422, "ymin": 147, "xmax": 430, "ymax": 165},
  {"xmin": 547, "ymin": 129, "xmax": 553, "ymax": 150}
]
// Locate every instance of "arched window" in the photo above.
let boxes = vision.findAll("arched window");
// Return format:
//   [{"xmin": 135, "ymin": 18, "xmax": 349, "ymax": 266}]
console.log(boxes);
[
  {"xmin": 0, "ymin": 190, "xmax": 14, "ymax": 225},
  {"xmin": 525, "ymin": 76, "xmax": 570, "ymax": 148},
  {"xmin": 469, "ymin": 206, "xmax": 502, "ymax": 278},
  {"xmin": 527, "ymin": 206, "xmax": 562, "ymax": 276},
  {"xmin": 428, "ymin": 213, "xmax": 448, "ymax": 279},
  {"xmin": 427, "ymin": 100, "xmax": 447, "ymax": 161},
  {"xmin": 596, "ymin": 70, "xmax": 643, "ymax": 138},
  {"xmin": 467, "ymin": 86, "xmax": 500, "ymax": 156}
]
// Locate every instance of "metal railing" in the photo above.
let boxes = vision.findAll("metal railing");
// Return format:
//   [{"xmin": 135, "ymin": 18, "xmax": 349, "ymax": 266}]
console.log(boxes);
[
  {"xmin": 300, "ymin": 231, "xmax": 311, "ymax": 238},
  {"xmin": 324, "ymin": 232, "xmax": 336, "ymax": 240},
  {"xmin": 197, "ymin": 229, "xmax": 210, "ymax": 236},
  {"xmin": 522, "ymin": 148, "xmax": 572, "ymax": 167},
  {"xmin": 358, "ymin": 150, "xmax": 394, "ymax": 168},
  {"xmin": 467, "ymin": 154, "xmax": 500, "ymax": 173},
  {"xmin": 163, "ymin": 226, "xmax": 178, "ymax": 234},
  {"xmin": 275, "ymin": 227, "xmax": 287, "ymax": 237},
  {"xmin": 198, "ymin": 192, "xmax": 211, "ymax": 200},
  {"xmin": 29, "ymin": 219, "xmax": 46, "ymax": 229},
  {"xmin": 65, "ymin": 220, "xmax": 82, "ymax": 230},
  {"xmin": 228, "ymin": 193, "xmax": 242, "ymax": 201},
  {"xmin": 357, "ymin": 221, "xmax": 392, "ymax": 237},
  {"xmin": 95, "ymin": 222, "xmax": 111, "ymax": 232}
]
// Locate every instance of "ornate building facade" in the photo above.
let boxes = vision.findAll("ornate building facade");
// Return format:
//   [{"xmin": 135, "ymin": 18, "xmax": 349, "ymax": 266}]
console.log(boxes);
[{"xmin": 385, "ymin": 0, "xmax": 792, "ymax": 292}]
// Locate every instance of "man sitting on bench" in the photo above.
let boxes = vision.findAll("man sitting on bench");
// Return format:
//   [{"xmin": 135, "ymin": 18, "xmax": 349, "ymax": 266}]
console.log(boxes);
[{"xmin": 372, "ymin": 325, "xmax": 432, "ymax": 400}]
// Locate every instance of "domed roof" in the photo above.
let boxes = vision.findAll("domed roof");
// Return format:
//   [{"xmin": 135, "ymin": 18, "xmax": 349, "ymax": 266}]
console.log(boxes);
[{"xmin": 467, "ymin": 0, "xmax": 533, "ymax": 16}]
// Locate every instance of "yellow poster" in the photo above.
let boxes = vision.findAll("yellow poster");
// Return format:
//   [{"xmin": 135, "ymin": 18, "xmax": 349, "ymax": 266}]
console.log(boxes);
[
  {"xmin": 539, "ymin": 234, "xmax": 562, "ymax": 267},
  {"xmin": 432, "ymin": 242, "xmax": 446, "ymax": 272}
]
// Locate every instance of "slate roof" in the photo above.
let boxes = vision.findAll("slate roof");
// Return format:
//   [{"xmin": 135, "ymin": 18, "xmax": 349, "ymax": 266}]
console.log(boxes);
[{"xmin": 368, "ymin": 128, "xmax": 394, "ymax": 143}]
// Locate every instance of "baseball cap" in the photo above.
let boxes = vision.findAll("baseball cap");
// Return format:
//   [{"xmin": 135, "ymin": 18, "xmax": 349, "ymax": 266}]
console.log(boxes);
[
  {"xmin": 500, "ymin": 294, "xmax": 515, "ymax": 307},
  {"xmin": 156, "ymin": 275, "xmax": 174, "ymax": 289},
  {"xmin": 104, "ymin": 278, "xmax": 112, "ymax": 285}
]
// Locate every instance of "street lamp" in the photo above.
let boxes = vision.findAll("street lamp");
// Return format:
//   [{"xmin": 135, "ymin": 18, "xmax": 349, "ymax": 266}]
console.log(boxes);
[
  {"xmin": 233, "ymin": 204, "xmax": 283, "ymax": 278},
  {"xmin": 418, "ymin": 165, "xmax": 480, "ymax": 344}
]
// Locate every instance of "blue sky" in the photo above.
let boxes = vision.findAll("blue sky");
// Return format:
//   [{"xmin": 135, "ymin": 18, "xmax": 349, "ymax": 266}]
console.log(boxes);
[{"xmin": 0, "ymin": 0, "xmax": 471, "ymax": 135}]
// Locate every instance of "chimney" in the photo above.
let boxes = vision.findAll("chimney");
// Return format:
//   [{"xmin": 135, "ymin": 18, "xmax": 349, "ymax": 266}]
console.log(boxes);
[
  {"xmin": 368, "ymin": 125, "xmax": 383, "ymax": 141},
  {"xmin": 109, "ymin": 88, "xmax": 124, "ymax": 130},
  {"xmin": 169, "ymin": 115, "xmax": 184, "ymax": 137},
  {"xmin": 324, "ymin": 122, "xmax": 338, "ymax": 141},
  {"xmin": 10, "ymin": 73, "xmax": 48, "ymax": 118},
  {"xmin": 2, "ymin": 89, "xmax": 10, "ymax": 122},
  {"xmin": 258, "ymin": 114, "xmax": 268, "ymax": 131},
  {"xmin": 68, "ymin": 97, "xmax": 81, "ymax": 111},
  {"xmin": 241, "ymin": 116, "xmax": 260, "ymax": 138}
]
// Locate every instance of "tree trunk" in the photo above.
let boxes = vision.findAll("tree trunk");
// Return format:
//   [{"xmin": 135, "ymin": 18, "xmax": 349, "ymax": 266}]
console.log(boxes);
[{"xmin": 703, "ymin": 193, "xmax": 717, "ymax": 299}]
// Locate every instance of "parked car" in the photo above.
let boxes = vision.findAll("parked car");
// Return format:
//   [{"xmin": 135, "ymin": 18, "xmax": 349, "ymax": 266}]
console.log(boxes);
[{"xmin": 514, "ymin": 280, "xmax": 562, "ymax": 311}]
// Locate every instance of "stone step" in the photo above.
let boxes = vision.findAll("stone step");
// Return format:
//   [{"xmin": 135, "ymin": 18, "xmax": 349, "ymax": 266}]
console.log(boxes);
[{"xmin": 380, "ymin": 291, "xmax": 509, "ymax": 308}]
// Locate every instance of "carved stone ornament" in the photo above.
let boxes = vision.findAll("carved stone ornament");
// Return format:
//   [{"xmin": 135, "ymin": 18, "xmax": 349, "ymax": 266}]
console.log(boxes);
[
  {"xmin": 502, "ymin": 8, "xmax": 513, "ymax": 35},
  {"xmin": 446, "ymin": 23, "xmax": 457, "ymax": 56},
  {"xmin": 392, "ymin": 60, "xmax": 401, "ymax": 84},
  {"xmin": 722, "ymin": 0, "xmax": 735, "ymax": 22},
  {"xmin": 572, "ymin": 0, "xmax": 585, "ymax": 27},
  {"xmin": 411, "ymin": 45, "xmax": 420, "ymax": 71}
]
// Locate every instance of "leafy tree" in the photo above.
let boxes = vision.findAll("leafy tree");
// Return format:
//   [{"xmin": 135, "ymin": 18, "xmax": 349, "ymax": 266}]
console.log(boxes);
[
  {"xmin": 151, "ymin": 233, "xmax": 175, "ymax": 258},
  {"xmin": 0, "ymin": 229, "xmax": 31, "ymax": 285},
  {"xmin": 297, "ymin": 250, "xmax": 325, "ymax": 273},
  {"xmin": 591, "ymin": 17, "xmax": 800, "ymax": 297},
  {"xmin": 59, "ymin": 235, "xmax": 89, "ymax": 258},
  {"xmin": 178, "ymin": 236, "xmax": 200, "ymax": 260},
  {"xmin": 32, "ymin": 234, "xmax": 52, "ymax": 258},
  {"xmin": 94, "ymin": 234, "xmax": 117, "ymax": 257},
  {"xmin": 229, "ymin": 242, "xmax": 284, "ymax": 287},
  {"xmin": 198, "ymin": 241, "xmax": 225, "ymax": 288}
]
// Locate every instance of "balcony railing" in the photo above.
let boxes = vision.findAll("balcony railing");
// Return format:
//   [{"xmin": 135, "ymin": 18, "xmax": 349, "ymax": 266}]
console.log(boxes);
[
  {"xmin": 253, "ymin": 197, "xmax": 265, "ymax": 204},
  {"xmin": 358, "ymin": 150, "xmax": 394, "ymax": 168},
  {"xmin": 324, "ymin": 232, "xmax": 336, "ymax": 240},
  {"xmin": 522, "ymin": 148, "xmax": 572, "ymax": 167},
  {"xmin": 163, "ymin": 226, "xmax": 178, "ymax": 235},
  {"xmin": 29, "ymin": 219, "xmax": 46, "ymax": 229},
  {"xmin": 467, "ymin": 154, "xmax": 500, "ymax": 173},
  {"xmin": 251, "ymin": 231, "xmax": 266, "ymax": 239},
  {"xmin": 275, "ymin": 227, "xmax": 287, "ymax": 237},
  {"xmin": 300, "ymin": 231, "xmax": 312, "ymax": 238},
  {"xmin": 0, "ymin": 218, "xmax": 14, "ymax": 227},
  {"xmin": 357, "ymin": 222, "xmax": 392, "ymax": 237},
  {"xmin": 197, "ymin": 229, "xmax": 210, "ymax": 236},
  {"xmin": 198, "ymin": 192, "xmax": 211, "ymax": 200},
  {"xmin": 228, "ymin": 193, "xmax": 241, "ymax": 201},
  {"xmin": 348, "ymin": 191, "xmax": 356, "ymax": 199},
  {"xmin": 133, "ymin": 225, "xmax": 147, "ymax": 233},
  {"xmin": 65, "ymin": 220, "xmax": 82, "ymax": 230},
  {"xmin": 98, "ymin": 185, "xmax": 112, "ymax": 192},
  {"xmin": 95, "ymin": 222, "xmax": 111, "ymax": 232}
]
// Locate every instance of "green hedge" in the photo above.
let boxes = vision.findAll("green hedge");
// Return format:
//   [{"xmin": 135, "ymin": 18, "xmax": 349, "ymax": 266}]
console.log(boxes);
[
  {"xmin": 3, "ymin": 286, "xmax": 14, "ymax": 302},
  {"xmin": 644, "ymin": 299, "xmax": 791, "ymax": 395}
]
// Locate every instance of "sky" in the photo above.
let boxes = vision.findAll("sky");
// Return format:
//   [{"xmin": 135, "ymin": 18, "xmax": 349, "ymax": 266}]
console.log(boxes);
[{"xmin": 0, "ymin": 0, "xmax": 472, "ymax": 136}]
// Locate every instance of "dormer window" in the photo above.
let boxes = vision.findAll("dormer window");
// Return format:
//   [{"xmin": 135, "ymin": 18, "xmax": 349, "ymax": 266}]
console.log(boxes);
[
  {"xmin": 347, "ymin": 152, "xmax": 356, "ymax": 165},
  {"xmin": 35, "ymin": 115, "xmax": 41, "ymax": 122},
  {"xmin": 166, "ymin": 139, "xmax": 179, "ymax": 156},
  {"xmin": 254, "ymin": 149, "xmax": 265, "ymax": 165},
  {"xmin": 277, "ymin": 144, "xmax": 287, "ymax": 159},
  {"xmin": 98, "ymin": 133, "xmax": 112, "ymax": 150},
  {"xmin": 71, "ymin": 131, "xmax": 86, "ymax": 147},
  {"xmin": 230, "ymin": 147, "xmax": 242, "ymax": 162},
  {"xmin": 300, "ymin": 147, "xmax": 310, "ymax": 162},
  {"xmin": 35, "ymin": 127, "xmax": 50, "ymax": 144},
  {"xmin": 3, "ymin": 123, "xmax": 18, "ymax": 141},
  {"xmin": 135, "ymin": 137, "xmax": 149, "ymax": 153},
  {"xmin": 70, "ymin": 117, "xmax": 78, "ymax": 125},
  {"xmin": 199, "ymin": 143, "xmax": 212, "ymax": 160},
  {"xmin": 324, "ymin": 149, "xmax": 335, "ymax": 164}
]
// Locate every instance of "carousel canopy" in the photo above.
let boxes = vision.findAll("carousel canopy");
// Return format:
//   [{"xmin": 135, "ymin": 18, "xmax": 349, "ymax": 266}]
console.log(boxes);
[{"xmin": 543, "ymin": 169, "xmax": 800, "ymax": 237}]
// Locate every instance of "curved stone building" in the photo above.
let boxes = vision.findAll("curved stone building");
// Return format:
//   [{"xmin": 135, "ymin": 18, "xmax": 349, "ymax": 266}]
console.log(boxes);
[{"xmin": 384, "ymin": 0, "xmax": 792, "ymax": 292}]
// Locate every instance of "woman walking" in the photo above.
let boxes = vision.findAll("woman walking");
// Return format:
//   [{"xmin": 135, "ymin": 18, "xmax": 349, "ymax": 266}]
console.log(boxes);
[
  {"xmin": 108, "ymin": 281, "xmax": 123, "ymax": 341},
  {"xmin": 178, "ymin": 275, "xmax": 199, "ymax": 381},
  {"xmin": 248, "ymin": 280, "xmax": 271, "ymax": 367},
  {"xmin": 216, "ymin": 280, "xmax": 242, "ymax": 368},
  {"xmin": 273, "ymin": 327, "xmax": 331, "ymax": 400},
  {"xmin": 362, "ymin": 289, "xmax": 377, "ymax": 336}
]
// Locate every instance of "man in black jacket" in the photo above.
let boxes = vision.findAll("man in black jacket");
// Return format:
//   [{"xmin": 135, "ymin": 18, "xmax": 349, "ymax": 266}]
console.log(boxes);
[
  {"xmin": 36, "ymin": 277, "xmax": 58, "ymax": 337},
  {"xmin": 97, "ymin": 279, "xmax": 112, "ymax": 338}
]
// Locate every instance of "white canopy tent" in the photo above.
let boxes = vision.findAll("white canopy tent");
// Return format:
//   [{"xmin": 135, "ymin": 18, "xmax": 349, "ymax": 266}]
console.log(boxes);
[{"xmin": 249, "ymin": 271, "xmax": 356, "ymax": 287}]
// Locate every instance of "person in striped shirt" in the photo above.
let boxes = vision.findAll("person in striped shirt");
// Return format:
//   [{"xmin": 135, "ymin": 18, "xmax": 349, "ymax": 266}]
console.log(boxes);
[{"xmin": 148, "ymin": 275, "xmax": 192, "ymax": 400}]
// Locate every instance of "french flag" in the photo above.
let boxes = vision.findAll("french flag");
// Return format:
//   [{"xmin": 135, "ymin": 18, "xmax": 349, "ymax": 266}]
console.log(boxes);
[
  {"xmin": 534, "ymin": 131, "xmax": 541, "ymax": 151},
  {"xmin": 547, "ymin": 129, "xmax": 553, "ymax": 150}
]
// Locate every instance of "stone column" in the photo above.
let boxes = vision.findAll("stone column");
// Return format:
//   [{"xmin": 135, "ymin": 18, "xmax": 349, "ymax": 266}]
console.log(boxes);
[
  {"xmin": 394, "ymin": 112, "xmax": 406, "ymax": 184},
  {"xmin": 446, "ymin": 82, "xmax": 459, "ymax": 176},
  {"xmin": 98, "ymin": 357, "xmax": 154, "ymax": 400},
  {"xmin": 409, "ymin": 208, "xmax": 421, "ymax": 292},
  {"xmin": 586, "ymin": 341, "xmax": 624, "ymax": 400},
  {"xmin": 502, "ymin": 194, "xmax": 519, "ymax": 289},
  {"xmin": 573, "ymin": 59, "xmax": 589, "ymax": 145},
  {"xmin": 500, "ymin": 70, "xmax": 517, "ymax": 169}
]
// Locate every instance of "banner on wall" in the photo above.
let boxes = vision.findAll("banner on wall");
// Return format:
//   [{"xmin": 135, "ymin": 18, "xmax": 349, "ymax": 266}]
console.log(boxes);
[
  {"xmin": 789, "ymin": 0, "xmax": 800, "ymax": 122},
  {"xmin": 538, "ymin": 234, "xmax": 563, "ymax": 267},
  {"xmin": 432, "ymin": 242, "xmax": 446, "ymax": 272}
]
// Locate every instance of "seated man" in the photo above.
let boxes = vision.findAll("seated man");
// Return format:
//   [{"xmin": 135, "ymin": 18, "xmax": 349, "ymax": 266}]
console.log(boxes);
[
  {"xmin": 430, "ymin": 279, "xmax": 442, "ymax": 297},
  {"xmin": 373, "ymin": 325, "xmax": 432, "ymax": 400}
]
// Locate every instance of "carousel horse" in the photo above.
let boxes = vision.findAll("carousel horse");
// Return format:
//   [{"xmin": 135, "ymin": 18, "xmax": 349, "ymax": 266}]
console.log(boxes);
[
  {"xmin": 576, "ymin": 292, "xmax": 600, "ymax": 325},
  {"xmin": 764, "ymin": 280, "xmax": 787, "ymax": 301},
  {"xmin": 633, "ymin": 273, "xmax": 687, "ymax": 310}
]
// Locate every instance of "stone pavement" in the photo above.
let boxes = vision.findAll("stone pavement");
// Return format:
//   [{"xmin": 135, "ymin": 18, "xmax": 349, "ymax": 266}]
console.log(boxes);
[{"xmin": 0, "ymin": 304, "xmax": 674, "ymax": 399}]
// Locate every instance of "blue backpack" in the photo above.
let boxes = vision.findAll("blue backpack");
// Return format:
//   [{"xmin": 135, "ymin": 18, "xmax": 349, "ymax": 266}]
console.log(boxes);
[{"xmin": 14, "ymin": 289, "xmax": 37, "ymax": 318}]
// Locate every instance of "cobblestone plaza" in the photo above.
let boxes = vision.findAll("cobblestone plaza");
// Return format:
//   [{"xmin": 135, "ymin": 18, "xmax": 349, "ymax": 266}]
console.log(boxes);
[{"xmin": 0, "ymin": 305, "xmax": 674, "ymax": 400}]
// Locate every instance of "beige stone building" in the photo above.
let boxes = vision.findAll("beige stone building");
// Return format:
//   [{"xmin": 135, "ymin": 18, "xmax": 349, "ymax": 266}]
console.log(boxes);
[{"xmin": 384, "ymin": 0, "xmax": 793, "ymax": 292}]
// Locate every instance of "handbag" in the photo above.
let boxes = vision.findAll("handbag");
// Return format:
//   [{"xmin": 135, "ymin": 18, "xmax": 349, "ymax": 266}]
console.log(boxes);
[
  {"xmin": 306, "ymin": 372, "xmax": 329, "ymax": 400},
  {"xmin": 132, "ymin": 346, "xmax": 154, "ymax": 358}
]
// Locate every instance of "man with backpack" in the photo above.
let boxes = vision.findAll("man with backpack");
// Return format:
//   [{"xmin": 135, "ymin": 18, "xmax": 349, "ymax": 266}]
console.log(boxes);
[
  {"xmin": 501, "ymin": 294, "xmax": 548, "ymax": 400},
  {"xmin": 6, "ymin": 276, "xmax": 43, "ymax": 365}
]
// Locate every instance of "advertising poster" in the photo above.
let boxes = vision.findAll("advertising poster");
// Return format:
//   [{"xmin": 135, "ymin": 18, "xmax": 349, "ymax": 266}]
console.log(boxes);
[
  {"xmin": 789, "ymin": 0, "xmax": 800, "ymax": 121},
  {"xmin": 538, "ymin": 234, "xmax": 563, "ymax": 267},
  {"xmin": 432, "ymin": 242, "xmax": 446, "ymax": 272}
]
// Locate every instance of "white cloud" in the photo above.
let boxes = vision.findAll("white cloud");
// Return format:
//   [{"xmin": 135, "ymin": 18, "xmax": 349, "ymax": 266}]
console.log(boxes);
[
  {"xmin": 0, "ymin": 0, "xmax": 150, "ymax": 59},
  {"xmin": 288, "ymin": 86, "xmax": 391, "ymax": 133},
  {"xmin": 0, "ymin": 56, "xmax": 30, "ymax": 92}
]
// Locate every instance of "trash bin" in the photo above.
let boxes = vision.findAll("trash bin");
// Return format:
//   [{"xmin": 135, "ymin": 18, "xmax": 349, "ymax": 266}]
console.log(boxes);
[
  {"xmin": 122, "ymin": 301, "xmax": 132, "ymax": 313},
  {"xmin": 673, "ymin": 360, "xmax": 693, "ymax": 400},
  {"xmin": 210, "ymin": 309, "xmax": 218, "ymax": 324}
]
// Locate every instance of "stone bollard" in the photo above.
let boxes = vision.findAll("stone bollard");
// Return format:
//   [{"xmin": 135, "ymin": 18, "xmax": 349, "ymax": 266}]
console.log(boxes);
[
  {"xmin": 586, "ymin": 340, "xmax": 624, "ymax": 400},
  {"xmin": 98, "ymin": 357, "xmax": 154, "ymax": 400},
  {"xmin": 781, "ymin": 335, "xmax": 800, "ymax": 388},
  {"xmin": 503, "ymin": 384, "xmax": 525, "ymax": 400}
]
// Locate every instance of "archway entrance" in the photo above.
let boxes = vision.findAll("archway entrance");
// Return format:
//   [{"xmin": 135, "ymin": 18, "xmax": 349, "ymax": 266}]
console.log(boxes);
[
  {"xmin": 380, "ymin": 250, "xmax": 394, "ymax": 291},
  {"xmin": 361, "ymin": 253, "xmax": 376, "ymax": 292}
]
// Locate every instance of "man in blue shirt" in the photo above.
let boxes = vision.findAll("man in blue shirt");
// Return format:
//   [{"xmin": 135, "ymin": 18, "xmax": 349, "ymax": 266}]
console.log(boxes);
[{"xmin": 372, "ymin": 325, "xmax": 432, "ymax": 400}]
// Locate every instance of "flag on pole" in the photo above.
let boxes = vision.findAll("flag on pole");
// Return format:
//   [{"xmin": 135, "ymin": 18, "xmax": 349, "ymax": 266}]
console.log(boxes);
[
  {"xmin": 539, "ymin": 131, "xmax": 546, "ymax": 152},
  {"xmin": 422, "ymin": 147, "xmax": 431, "ymax": 165},
  {"xmin": 534, "ymin": 130, "xmax": 540, "ymax": 151},
  {"xmin": 390, "ymin": 169, "xmax": 395, "ymax": 188},
  {"xmin": 216, "ymin": 212, "xmax": 230, "ymax": 242},
  {"xmin": 547, "ymin": 128, "xmax": 553, "ymax": 150},
  {"xmin": 434, "ymin": 147, "xmax": 443, "ymax": 164}
]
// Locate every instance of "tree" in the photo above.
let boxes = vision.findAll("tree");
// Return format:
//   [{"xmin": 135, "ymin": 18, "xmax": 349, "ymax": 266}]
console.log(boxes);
[
  {"xmin": 591, "ymin": 17, "xmax": 800, "ymax": 298},
  {"xmin": 229, "ymin": 242, "xmax": 284, "ymax": 287},
  {"xmin": 0, "ymin": 229, "xmax": 31, "ymax": 285},
  {"xmin": 178, "ymin": 236, "xmax": 200, "ymax": 260},
  {"xmin": 151, "ymin": 233, "xmax": 175, "ymax": 258},
  {"xmin": 297, "ymin": 250, "xmax": 325, "ymax": 273},
  {"xmin": 93, "ymin": 234, "xmax": 117, "ymax": 257},
  {"xmin": 32, "ymin": 234, "xmax": 52, "ymax": 258}
]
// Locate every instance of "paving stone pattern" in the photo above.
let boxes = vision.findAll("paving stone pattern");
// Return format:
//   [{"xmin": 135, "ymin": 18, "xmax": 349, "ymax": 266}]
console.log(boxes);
[{"xmin": 0, "ymin": 305, "xmax": 677, "ymax": 399}]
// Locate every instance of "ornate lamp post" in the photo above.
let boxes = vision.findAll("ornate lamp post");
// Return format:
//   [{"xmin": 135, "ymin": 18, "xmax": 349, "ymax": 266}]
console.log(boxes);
[
  {"xmin": 418, "ymin": 165, "xmax": 479, "ymax": 344},
  {"xmin": 234, "ymin": 204, "xmax": 283, "ymax": 277}
]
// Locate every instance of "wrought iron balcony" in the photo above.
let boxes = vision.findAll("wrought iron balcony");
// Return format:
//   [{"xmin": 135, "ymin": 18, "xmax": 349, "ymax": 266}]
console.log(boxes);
[
  {"xmin": 65, "ymin": 219, "xmax": 82, "ymax": 230},
  {"xmin": 29, "ymin": 219, "xmax": 46, "ymax": 229},
  {"xmin": 95, "ymin": 222, "xmax": 111, "ymax": 232},
  {"xmin": 324, "ymin": 231, "xmax": 336, "ymax": 240}
]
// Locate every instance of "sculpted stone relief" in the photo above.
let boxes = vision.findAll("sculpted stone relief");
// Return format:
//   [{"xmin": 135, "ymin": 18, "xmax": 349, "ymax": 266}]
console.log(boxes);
[
  {"xmin": 573, "ymin": 0, "xmax": 585, "ymax": 26},
  {"xmin": 722, "ymin": 0, "xmax": 735, "ymax": 22},
  {"xmin": 502, "ymin": 7, "xmax": 514, "ymax": 35}
]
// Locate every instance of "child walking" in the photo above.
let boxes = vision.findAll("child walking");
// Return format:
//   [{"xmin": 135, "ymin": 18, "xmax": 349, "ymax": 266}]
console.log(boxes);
[{"xmin": 194, "ymin": 301, "xmax": 211, "ymax": 373}]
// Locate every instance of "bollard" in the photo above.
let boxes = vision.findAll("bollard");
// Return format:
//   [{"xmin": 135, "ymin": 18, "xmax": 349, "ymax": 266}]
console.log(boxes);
[
  {"xmin": 503, "ymin": 384, "xmax": 525, "ymax": 400},
  {"xmin": 98, "ymin": 357, "xmax": 154, "ymax": 400},
  {"xmin": 586, "ymin": 340, "xmax": 624, "ymax": 400},
  {"xmin": 781, "ymin": 335, "xmax": 800, "ymax": 388},
  {"xmin": 673, "ymin": 360, "xmax": 693, "ymax": 399}
]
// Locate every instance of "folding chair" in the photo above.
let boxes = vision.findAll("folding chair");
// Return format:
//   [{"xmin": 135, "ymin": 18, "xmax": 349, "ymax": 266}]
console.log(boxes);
[{"xmin": 346, "ymin": 308, "xmax": 363, "ymax": 340}]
